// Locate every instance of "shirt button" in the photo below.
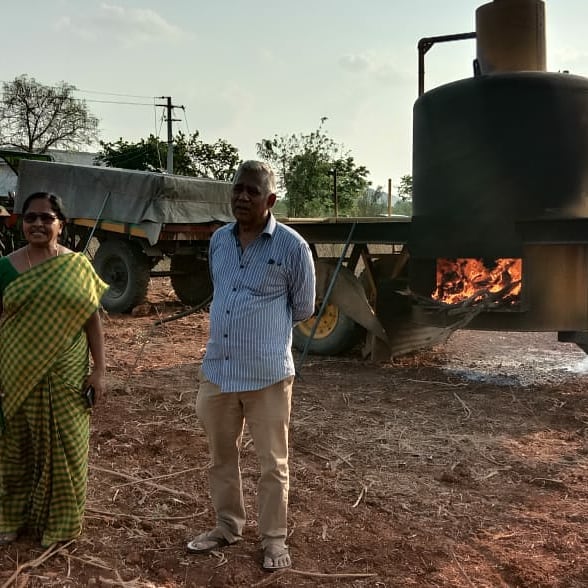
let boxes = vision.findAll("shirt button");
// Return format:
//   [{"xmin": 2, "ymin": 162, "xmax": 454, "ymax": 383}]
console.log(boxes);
[
  {"xmin": 232, "ymin": 287, "xmax": 237, "ymax": 292},
  {"xmin": 226, "ymin": 310, "xmax": 230, "ymax": 314},
  {"xmin": 225, "ymin": 356, "xmax": 229, "ymax": 360},
  {"xmin": 240, "ymin": 265, "xmax": 244, "ymax": 269},
  {"xmin": 223, "ymin": 334, "xmax": 228, "ymax": 338}
]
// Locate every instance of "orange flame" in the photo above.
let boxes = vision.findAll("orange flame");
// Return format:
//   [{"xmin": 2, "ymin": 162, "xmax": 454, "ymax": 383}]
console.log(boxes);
[{"xmin": 432, "ymin": 258, "xmax": 522, "ymax": 305}]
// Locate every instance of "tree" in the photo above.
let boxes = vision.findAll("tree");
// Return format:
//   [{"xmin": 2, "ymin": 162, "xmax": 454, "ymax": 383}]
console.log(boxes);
[
  {"xmin": 332, "ymin": 156, "xmax": 370, "ymax": 213},
  {"xmin": 394, "ymin": 174, "xmax": 413, "ymax": 215},
  {"xmin": 187, "ymin": 136, "xmax": 240, "ymax": 181},
  {"xmin": 96, "ymin": 131, "xmax": 240, "ymax": 181},
  {"xmin": 354, "ymin": 185, "xmax": 388, "ymax": 216},
  {"xmin": 283, "ymin": 150, "xmax": 332, "ymax": 217},
  {"xmin": 257, "ymin": 121, "xmax": 370, "ymax": 217},
  {"xmin": 393, "ymin": 198, "xmax": 413, "ymax": 216},
  {"xmin": 95, "ymin": 135, "xmax": 169, "ymax": 172},
  {"xmin": 0, "ymin": 75, "xmax": 99, "ymax": 153},
  {"xmin": 398, "ymin": 174, "xmax": 412, "ymax": 201}
]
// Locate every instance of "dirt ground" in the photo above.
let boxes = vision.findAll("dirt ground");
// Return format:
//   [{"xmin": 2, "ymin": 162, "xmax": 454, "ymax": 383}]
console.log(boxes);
[{"xmin": 1, "ymin": 278, "xmax": 587, "ymax": 587}]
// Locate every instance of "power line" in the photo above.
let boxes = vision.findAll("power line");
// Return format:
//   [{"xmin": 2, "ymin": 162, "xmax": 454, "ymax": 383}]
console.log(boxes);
[
  {"xmin": 0, "ymin": 79, "xmax": 155, "ymax": 101},
  {"xmin": 181, "ymin": 106, "xmax": 192, "ymax": 136},
  {"xmin": 0, "ymin": 96, "xmax": 154, "ymax": 108},
  {"xmin": 0, "ymin": 80, "xmax": 158, "ymax": 107},
  {"xmin": 0, "ymin": 80, "xmax": 190, "ymax": 152},
  {"xmin": 155, "ymin": 109, "xmax": 166, "ymax": 170},
  {"xmin": 74, "ymin": 88, "xmax": 154, "ymax": 100},
  {"xmin": 83, "ymin": 98, "xmax": 155, "ymax": 107},
  {"xmin": 99, "ymin": 146, "xmax": 153, "ymax": 164}
]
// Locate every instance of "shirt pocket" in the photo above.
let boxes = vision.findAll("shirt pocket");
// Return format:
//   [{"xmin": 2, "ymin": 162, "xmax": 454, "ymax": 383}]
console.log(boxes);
[{"xmin": 248, "ymin": 259, "xmax": 288, "ymax": 296}]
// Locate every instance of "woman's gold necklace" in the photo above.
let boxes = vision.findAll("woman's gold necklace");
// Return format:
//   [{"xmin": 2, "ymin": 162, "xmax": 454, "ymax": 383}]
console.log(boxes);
[{"xmin": 25, "ymin": 245, "xmax": 59, "ymax": 270}]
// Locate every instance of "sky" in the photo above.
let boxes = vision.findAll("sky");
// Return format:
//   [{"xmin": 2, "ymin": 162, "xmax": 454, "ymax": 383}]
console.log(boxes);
[{"xmin": 2, "ymin": 0, "xmax": 588, "ymax": 194}]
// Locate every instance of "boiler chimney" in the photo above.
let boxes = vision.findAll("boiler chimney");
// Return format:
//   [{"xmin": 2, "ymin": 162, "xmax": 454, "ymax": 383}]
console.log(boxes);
[{"xmin": 476, "ymin": 0, "xmax": 546, "ymax": 74}]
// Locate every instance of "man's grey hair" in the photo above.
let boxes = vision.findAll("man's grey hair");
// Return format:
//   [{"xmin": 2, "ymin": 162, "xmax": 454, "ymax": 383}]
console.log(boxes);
[{"xmin": 233, "ymin": 160, "xmax": 277, "ymax": 194}]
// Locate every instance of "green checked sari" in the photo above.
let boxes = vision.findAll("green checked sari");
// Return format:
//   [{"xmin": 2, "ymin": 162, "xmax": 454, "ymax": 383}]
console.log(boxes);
[{"xmin": 0, "ymin": 252, "xmax": 107, "ymax": 546}]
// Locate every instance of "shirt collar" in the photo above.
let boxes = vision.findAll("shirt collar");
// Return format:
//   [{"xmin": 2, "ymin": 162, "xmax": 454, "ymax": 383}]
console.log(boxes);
[
  {"xmin": 231, "ymin": 213, "xmax": 277, "ymax": 238},
  {"xmin": 263, "ymin": 213, "xmax": 277, "ymax": 236}
]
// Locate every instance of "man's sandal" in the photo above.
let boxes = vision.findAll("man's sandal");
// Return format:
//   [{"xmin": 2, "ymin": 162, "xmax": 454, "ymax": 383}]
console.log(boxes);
[
  {"xmin": 186, "ymin": 532, "xmax": 230, "ymax": 554},
  {"xmin": 263, "ymin": 544, "xmax": 292, "ymax": 571}
]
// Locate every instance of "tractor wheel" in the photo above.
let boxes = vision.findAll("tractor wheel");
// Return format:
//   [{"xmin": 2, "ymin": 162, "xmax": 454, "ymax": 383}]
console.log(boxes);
[
  {"xmin": 293, "ymin": 302, "xmax": 361, "ymax": 356},
  {"xmin": 170, "ymin": 254, "xmax": 212, "ymax": 307},
  {"xmin": 93, "ymin": 240, "xmax": 151, "ymax": 313}
]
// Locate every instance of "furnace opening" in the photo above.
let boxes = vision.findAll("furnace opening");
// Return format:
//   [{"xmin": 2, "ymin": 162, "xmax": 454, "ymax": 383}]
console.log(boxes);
[{"xmin": 432, "ymin": 258, "xmax": 522, "ymax": 305}]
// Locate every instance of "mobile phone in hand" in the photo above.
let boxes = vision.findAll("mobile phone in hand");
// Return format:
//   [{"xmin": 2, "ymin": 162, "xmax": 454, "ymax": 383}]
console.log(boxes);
[{"xmin": 83, "ymin": 385, "xmax": 95, "ymax": 408}]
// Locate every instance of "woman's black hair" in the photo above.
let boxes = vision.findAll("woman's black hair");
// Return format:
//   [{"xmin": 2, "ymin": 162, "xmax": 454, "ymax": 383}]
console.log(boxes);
[{"xmin": 21, "ymin": 192, "xmax": 67, "ymax": 221}]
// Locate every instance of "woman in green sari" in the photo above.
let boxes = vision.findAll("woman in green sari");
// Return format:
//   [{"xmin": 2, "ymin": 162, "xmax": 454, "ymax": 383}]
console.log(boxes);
[{"xmin": 0, "ymin": 192, "xmax": 108, "ymax": 547}]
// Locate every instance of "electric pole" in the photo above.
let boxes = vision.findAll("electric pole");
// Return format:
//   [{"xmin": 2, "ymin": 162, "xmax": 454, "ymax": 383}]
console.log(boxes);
[{"xmin": 156, "ymin": 96, "xmax": 183, "ymax": 173}]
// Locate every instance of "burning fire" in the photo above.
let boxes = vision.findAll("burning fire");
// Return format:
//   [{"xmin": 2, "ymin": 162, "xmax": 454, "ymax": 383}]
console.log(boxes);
[{"xmin": 432, "ymin": 258, "xmax": 522, "ymax": 305}]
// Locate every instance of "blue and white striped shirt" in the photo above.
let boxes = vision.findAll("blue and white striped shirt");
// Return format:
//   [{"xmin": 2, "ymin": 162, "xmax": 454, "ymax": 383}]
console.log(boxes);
[{"xmin": 202, "ymin": 214, "xmax": 316, "ymax": 392}]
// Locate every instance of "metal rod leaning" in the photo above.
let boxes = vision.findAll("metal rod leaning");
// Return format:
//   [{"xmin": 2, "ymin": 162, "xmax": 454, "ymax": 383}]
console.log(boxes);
[{"xmin": 296, "ymin": 222, "xmax": 357, "ymax": 374}]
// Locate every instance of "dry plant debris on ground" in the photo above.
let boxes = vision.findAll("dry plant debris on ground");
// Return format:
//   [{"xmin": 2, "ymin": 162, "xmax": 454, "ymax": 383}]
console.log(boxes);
[{"xmin": 0, "ymin": 279, "xmax": 587, "ymax": 587}]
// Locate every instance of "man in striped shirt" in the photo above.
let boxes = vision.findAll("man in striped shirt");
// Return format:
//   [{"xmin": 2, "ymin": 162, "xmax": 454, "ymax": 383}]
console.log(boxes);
[{"xmin": 187, "ymin": 160, "xmax": 316, "ymax": 571}]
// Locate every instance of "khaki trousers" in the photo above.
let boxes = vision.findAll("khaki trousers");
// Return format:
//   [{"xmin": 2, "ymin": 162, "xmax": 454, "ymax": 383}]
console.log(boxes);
[{"xmin": 196, "ymin": 372, "xmax": 294, "ymax": 548}]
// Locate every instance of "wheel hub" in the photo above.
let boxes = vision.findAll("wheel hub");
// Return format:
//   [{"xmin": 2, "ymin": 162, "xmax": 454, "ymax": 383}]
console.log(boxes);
[{"xmin": 296, "ymin": 303, "xmax": 340, "ymax": 340}]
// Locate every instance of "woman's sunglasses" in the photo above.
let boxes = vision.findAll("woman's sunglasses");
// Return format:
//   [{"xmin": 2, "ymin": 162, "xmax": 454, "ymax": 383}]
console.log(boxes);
[{"xmin": 22, "ymin": 212, "xmax": 59, "ymax": 224}]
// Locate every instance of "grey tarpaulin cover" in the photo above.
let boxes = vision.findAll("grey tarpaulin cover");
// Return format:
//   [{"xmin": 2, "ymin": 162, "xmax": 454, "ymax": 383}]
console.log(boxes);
[{"xmin": 15, "ymin": 160, "xmax": 235, "ymax": 244}]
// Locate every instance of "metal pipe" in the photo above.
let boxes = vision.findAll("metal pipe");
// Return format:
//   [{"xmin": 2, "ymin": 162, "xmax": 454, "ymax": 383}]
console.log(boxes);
[
  {"xmin": 296, "ymin": 222, "xmax": 357, "ymax": 374},
  {"xmin": 82, "ymin": 191, "xmax": 111, "ymax": 255},
  {"xmin": 418, "ymin": 32, "xmax": 477, "ymax": 96},
  {"xmin": 331, "ymin": 167, "xmax": 339, "ymax": 218}
]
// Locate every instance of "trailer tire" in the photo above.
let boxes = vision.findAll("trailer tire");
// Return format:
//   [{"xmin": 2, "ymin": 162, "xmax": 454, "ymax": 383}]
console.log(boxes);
[
  {"xmin": 170, "ymin": 254, "xmax": 212, "ymax": 307},
  {"xmin": 293, "ymin": 303, "xmax": 360, "ymax": 356},
  {"xmin": 94, "ymin": 240, "xmax": 151, "ymax": 313}
]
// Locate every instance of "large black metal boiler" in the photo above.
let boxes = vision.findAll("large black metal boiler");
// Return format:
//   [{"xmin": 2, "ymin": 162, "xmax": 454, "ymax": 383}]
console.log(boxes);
[{"xmin": 409, "ymin": 0, "xmax": 588, "ymax": 348}]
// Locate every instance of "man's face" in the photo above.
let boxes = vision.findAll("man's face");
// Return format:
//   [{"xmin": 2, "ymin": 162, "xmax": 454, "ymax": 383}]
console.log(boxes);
[{"xmin": 231, "ymin": 168, "xmax": 276, "ymax": 226}]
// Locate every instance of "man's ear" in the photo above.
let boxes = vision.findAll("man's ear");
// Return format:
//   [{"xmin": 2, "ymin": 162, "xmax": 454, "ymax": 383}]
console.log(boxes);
[{"xmin": 268, "ymin": 193, "xmax": 277, "ymax": 207}]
